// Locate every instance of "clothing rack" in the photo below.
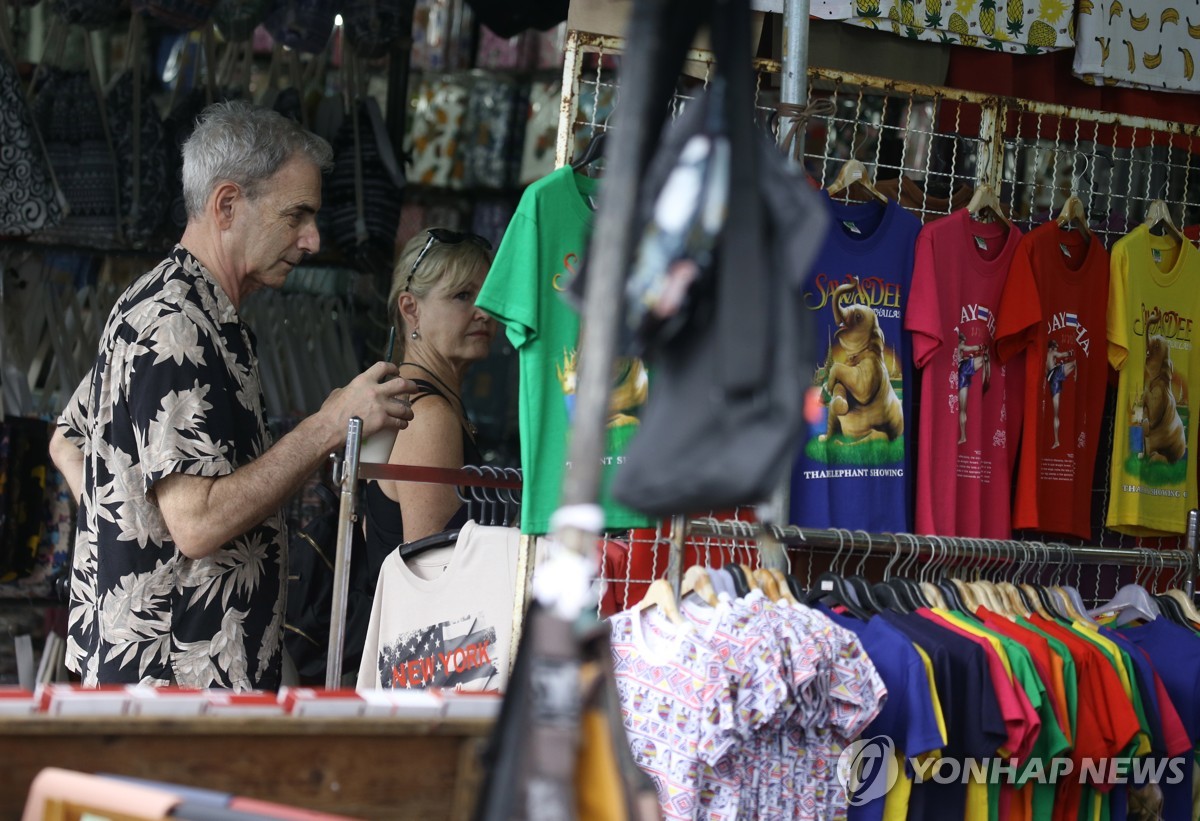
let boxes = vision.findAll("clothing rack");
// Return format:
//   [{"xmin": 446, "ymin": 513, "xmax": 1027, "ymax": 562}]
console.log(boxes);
[
  {"xmin": 678, "ymin": 514, "xmax": 1200, "ymax": 601},
  {"xmin": 326, "ymin": 416, "xmax": 530, "ymax": 689}
]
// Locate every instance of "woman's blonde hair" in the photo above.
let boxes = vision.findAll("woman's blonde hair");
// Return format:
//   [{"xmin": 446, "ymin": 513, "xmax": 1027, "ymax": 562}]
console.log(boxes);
[{"xmin": 387, "ymin": 229, "xmax": 492, "ymax": 359}]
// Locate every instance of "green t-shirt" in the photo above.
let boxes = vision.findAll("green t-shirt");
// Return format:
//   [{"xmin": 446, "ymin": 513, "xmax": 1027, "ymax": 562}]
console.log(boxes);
[{"xmin": 476, "ymin": 166, "xmax": 652, "ymax": 534}]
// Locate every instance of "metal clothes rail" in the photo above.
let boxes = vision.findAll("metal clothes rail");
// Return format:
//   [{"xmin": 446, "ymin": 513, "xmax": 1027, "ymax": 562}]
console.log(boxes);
[{"xmin": 682, "ymin": 511, "xmax": 1200, "ymax": 596}]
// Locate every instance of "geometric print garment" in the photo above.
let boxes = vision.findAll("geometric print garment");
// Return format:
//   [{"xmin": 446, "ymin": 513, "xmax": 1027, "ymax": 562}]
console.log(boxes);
[
  {"xmin": 609, "ymin": 610, "xmax": 740, "ymax": 821},
  {"xmin": 676, "ymin": 597, "xmax": 792, "ymax": 820},
  {"xmin": 58, "ymin": 245, "xmax": 285, "ymax": 690}
]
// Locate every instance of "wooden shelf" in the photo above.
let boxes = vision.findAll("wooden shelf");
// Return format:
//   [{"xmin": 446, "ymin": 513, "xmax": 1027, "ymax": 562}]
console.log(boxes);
[{"xmin": 1, "ymin": 715, "xmax": 494, "ymax": 820}]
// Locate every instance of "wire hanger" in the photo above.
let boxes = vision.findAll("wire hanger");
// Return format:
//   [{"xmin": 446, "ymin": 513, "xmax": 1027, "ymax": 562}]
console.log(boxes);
[
  {"xmin": 1144, "ymin": 198, "xmax": 1184, "ymax": 244},
  {"xmin": 571, "ymin": 130, "xmax": 607, "ymax": 173},
  {"xmin": 966, "ymin": 183, "xmax": 1012, "ymax": 228},
  {"xmin": 827, "ymin": 158, "xmax": 889, "ymax": 204}
]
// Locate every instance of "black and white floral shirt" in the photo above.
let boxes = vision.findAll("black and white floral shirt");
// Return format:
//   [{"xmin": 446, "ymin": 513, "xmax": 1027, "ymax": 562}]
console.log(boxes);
[{"xmin": 59, "ymin": 246, "xmax": 285, "ymax": 690}]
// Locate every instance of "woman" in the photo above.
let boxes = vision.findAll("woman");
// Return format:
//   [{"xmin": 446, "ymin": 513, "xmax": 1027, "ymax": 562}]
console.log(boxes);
[{"xmin": 364, "ymin": 228, "xmax": 496, "ymax": 552}]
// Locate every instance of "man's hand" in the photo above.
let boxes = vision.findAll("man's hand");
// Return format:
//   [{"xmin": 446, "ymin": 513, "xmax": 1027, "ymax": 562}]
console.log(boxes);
[{"xmin": 314, "ymin": 362, "xmax": 418, "ymax": 452}]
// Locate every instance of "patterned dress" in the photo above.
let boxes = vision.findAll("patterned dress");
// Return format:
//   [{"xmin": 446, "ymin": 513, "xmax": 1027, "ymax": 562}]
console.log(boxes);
[{"xmin": 58, "ymin": 246, "xmax": 286, "ymax": 690}]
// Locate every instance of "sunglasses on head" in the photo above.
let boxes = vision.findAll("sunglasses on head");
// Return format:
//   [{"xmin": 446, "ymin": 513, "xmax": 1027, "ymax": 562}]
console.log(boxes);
[{"xmin": 404, "ymin": 228, "xmax": 493, "ymax": 291}]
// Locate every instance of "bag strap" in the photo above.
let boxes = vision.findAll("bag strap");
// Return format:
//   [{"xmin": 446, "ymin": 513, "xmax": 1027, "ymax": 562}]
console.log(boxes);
[{"xmin": 711, "ymin": 0, "xmax": 768, "ymax": 393}]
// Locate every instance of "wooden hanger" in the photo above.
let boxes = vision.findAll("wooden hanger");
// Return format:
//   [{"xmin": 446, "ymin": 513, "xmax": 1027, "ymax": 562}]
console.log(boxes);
[
  {"xmin": 1144, "ymin": 198, "xmax": 1184, "ymax": 244},
  {"xmin": 632, "ymin": 579, "xmax": 690, "ymax": 628},
  {"xmin": 754, "ymin": 568, "xmax": 782, "ymax": 603},
  {"xmin": 966, "ymin": 183, "xmax": 1012, "ymax": 228},
  {"xmin": 1055, "ymin": 194, "xmax": 1091, "ymax": 240},
  {"xmin": 768, "ymin": 568, "xmax": 800, "ymax": 605},
  {"xmin": 740, "ymin": 564, "xmax": 761, "ymax": 592},
  {"xmin": 827, "ymin": 159, "xmax": 889, "ymax": 204},
  {"xmin": 680, "ymin": 566, "xmax": 719, "ymax": 607},
  {"xmin": 1161, "ymin": 588, "xmax": 1200, "ymax": 623}
]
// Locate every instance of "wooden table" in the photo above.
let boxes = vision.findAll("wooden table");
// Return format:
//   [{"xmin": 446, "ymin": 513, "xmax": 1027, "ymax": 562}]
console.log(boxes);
[{"xmin": 1, "ymin": 715, "xmax": 493, "ymax": 820}]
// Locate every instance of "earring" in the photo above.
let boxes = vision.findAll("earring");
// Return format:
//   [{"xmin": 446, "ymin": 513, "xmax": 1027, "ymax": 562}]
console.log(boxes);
[{"xmin": 411, "ymin": 330, "xmax": 419, "ymax": 340}]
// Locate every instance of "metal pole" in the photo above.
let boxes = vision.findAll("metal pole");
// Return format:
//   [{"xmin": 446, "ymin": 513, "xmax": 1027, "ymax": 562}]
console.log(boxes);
[
  {"xmin": 325, "ymin": 416, "xmax": 362, "ymax": 689},
  {"xmin": 778, "ymin": 0, "xmax": 811, "ymax": 161},
  {"xmin": 666, "ymin": 514, "xmax": 687, "ymax": 603},
  {"xmin": 1187, "ymin": 509, "xmax": 1198, "ymax": 598}
]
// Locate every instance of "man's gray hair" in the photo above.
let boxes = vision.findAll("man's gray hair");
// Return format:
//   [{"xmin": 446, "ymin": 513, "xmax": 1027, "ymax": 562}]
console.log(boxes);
[{"xmin": 181, "ymin": 100, "xmax": 334, "ymax": 218}]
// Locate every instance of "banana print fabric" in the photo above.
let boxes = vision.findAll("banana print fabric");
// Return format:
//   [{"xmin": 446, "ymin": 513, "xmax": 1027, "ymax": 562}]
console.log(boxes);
[
  {"xmin": 57, "ymin": 246, "xmax": 285, "ymax": 691},
  {"xmin": 811, "ymin": 0, "xmax": 1074, "ymax": 54},
  {"xmin": 1074, "ymin": 0, "xmax": 1200, "ymax": 92}
]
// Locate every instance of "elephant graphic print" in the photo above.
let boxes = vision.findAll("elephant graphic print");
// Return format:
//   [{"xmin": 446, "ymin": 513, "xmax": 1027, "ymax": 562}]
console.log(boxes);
[
  {"xmin": 1105, "ymin": 225, "xmax": 1200, "ymax": 536},
  {"xmin": 789, "ymin": 196, "xmax": 922, "ymax": 533}
]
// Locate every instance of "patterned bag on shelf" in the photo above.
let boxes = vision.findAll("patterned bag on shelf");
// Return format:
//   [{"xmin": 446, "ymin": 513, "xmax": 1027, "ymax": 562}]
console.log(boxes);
[
  {"xmin": 131, "ymin": 0, "xmax": 215, "ymax": 31},
  {"xmin": 0, "ymin": 51, "xmax": 65, "ymax": 236},
  {"xmin": 323, "ymin": 96, "xmax": 405, "ymax": 271},
  {"xmin": 407, "ymin": 74, "xmax": 470, "ymax": 189},
  {"xmin": 463, "ymin": 75, "xmax": 524, "ymax": 190},
  {"xmin": 47, "ymin": 0, "xmax": 124, "ymax": 29},
  {"xmin": 342, "ymin": 0, "xmax": 415, "ymax": 59},
  {"xmin": 105, "ymin": 69, "xmax": 172, "ymax": 246},
  {"xmin": 30, "ymin": 68, "xmax": 122, "ymax": 247},
  {"xmin": 212, "ymin": 0, "xmax": 270, "ymax": 40},
  {"xmin": 517, "ymin": 78, "xmax": 560, "ymax": 185},
  {"xmin": 474, "ymin": 25, "xmax": 535, "ymax": 71},
  {"xmin": 263, "ymin": 0, "xmax": 336, "ymax": 54}
]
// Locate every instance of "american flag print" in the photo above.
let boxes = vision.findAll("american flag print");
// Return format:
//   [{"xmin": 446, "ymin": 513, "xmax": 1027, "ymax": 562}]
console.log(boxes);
[{"xmin": 379, "ymin": 614, "xmax": 499, "ymax": 690}]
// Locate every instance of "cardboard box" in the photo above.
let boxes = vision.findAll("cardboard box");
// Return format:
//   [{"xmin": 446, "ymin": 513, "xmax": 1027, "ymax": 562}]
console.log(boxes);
[
  {"xmin": 36, "ymin": 684, "xmax": 131, "ymax": 716},
  {"xmin": 203, "ymin": 691, "xmax": 286, "ymax": 717},
  {"xmin": 0, "ymin": 687, "xmax": 38, "ymax": 716},
  {"xmin": 125, "ymin": 685, "xmax": 209, "ymax": 717},
  {"xmin": 279, "ymin": 687, "xmax": 396, "ymax": 718}
]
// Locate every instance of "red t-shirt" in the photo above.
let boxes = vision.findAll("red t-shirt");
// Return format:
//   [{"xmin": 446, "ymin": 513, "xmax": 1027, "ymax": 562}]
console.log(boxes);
[
  {"xmin": 995, "ymin": 223, "xmax": 1111, "ymax": 539},
  {"xmin": 906, "ymin": 209, "xmax": 1024, "ymax": 538},
  {"xmin": 1028, "ymin": 614, "xmax": 1141, "ymax": 821}
]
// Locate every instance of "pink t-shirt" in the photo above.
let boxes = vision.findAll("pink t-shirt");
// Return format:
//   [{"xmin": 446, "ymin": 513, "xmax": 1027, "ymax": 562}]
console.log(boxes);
[{"xmin": 906, "ymin": 209, "xmax": 1024, "ymax": 538}]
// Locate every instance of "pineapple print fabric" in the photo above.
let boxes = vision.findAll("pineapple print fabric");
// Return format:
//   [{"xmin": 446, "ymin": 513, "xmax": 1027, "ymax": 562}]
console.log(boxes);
[
  {"xmin": 811, "ymin": 0, "xmax": 1073, "ymax": 54},
  {"xmin": 1074, "ymin": 1, "xmax": 1200, "ymax": 92}
]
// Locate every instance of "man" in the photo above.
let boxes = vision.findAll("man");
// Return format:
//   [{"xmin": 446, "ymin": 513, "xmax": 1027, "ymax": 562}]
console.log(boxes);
[{"xmin": 48, "ymin": 101, "xmax": 416, "ymax": 690}]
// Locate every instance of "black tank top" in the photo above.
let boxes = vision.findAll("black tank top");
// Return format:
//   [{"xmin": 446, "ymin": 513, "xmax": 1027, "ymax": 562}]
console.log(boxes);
[{"xmin": 362, "ymin": 379, "xmax": 483, "ymax": 560}]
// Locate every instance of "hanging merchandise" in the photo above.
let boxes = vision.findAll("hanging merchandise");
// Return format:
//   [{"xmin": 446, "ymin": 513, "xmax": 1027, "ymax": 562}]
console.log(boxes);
[
  {"xmin": 131, "ymin": 0, "xmax": 215, "ymax": 31},
  {"xmin": 46, "ymin": 0, "xmax": 123, "ymax": 29},
  {"xmin": 608, "ymin": 581, "xmax": 886, "ymax": 820},
  {"xmin": 323, "ymin": 94, "xmax": 405, "ymax": 273},
  {"xmin": 212, "ymin": 0, "xmax": 271, "ymax": 41},
  {"xmin": 105, "ymin": 16, "xmax": 172, "ymax": 248},
  {"xmin": 407, "ymin": 74, "xmax": 471, "ymax": 188},
  {"xmin": 610, "ymin": 0, "xmax": 829, "ymax": 517},
  {"xmin": 517, "ymin": 79, "xmax": 561, "ymax": 185},
  {"xmin": 1105, "ymin": 216, "xmax": 1200, "ymax": 535},
  {"xmin": 0, "ymin": 50, "xmax": 65, "ymax": 237},
  {"xmin": 474, "ymin": 25, "xmax": 537, "ymax": 71},
  {"xmin": 1074, "ymin": 0, "xmax": 1200, "ymax": 93},
  {"xmin": 263, "ymin": 0, "xmax": 336, "ymax": 54},
  {"xmin": 994, "ymin": 215, "xmax": 1110, "ymax": 540},
  {"xmin": 809, "ymin": 0, "xmax": 1074, "ymax": 56},
  {"xmin": 357, "ymin": 521, "xmax": 521, "ymax": 691},
  {"xmin": 342, "ymin": 0, "xmax": 415, "ymax": 59},
  {"xmin": 906, "ymin": 204, "xmax": 1024, "ymax": 539},
  {"xmin": 475, "ymin": 164, "xmax": 652, "ymax": 534},
  {"xmin": 462, "ymin": 74, "xmax": 525, "ymax": 190},
  {"xmin": 29, "ymin": 58, "xmax": 123, "ymax": 249},
  {"xmin": 462, "ymin": 0, "xmax": 567, "ymax": 39},
  {"xmin": 788, "ymin": 180, "xmax": 922, "ymax": 533}
]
